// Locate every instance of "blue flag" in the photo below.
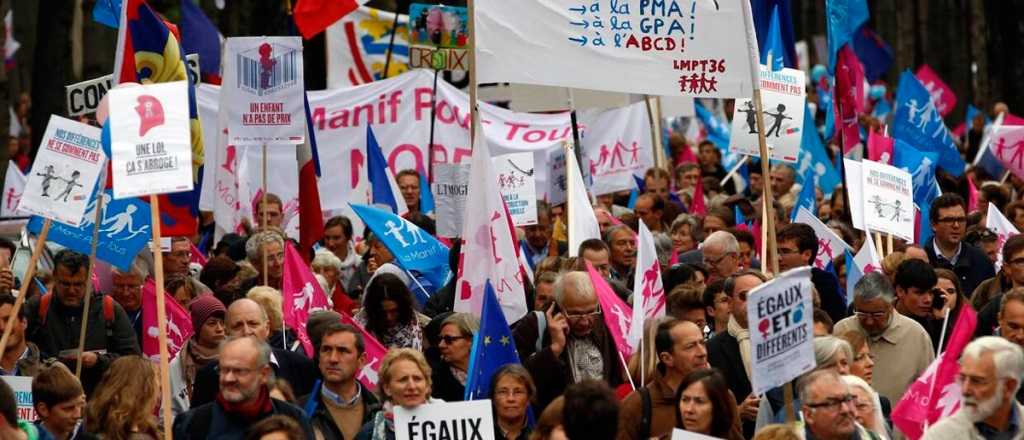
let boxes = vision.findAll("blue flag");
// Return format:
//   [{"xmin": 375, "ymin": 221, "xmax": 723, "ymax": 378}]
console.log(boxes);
[
  {"xmin": 825, "ymin": 0, "xmax": 869, "ymax": 73},
  {"xmin": 93, "ymin": 0, "xmax": 121, "ymax": 28},
  {"xmin": 694, "ymin": 101, "xmax": 730, "ymax": 149},
  {"xmin": 366, "ymin": 125, "xmax": 403, "ymax": 214},
  {"xmin": 180, "ymin": 0, "xmax": 222, "ymax": 80},
  {"xmin": 844, "ymin": 249, "xmax": 861, "ymax": 306},
  {"xmin": 419, "ymin": 173, "xmax": 435, "ymax": 215},
  {"xmin": 892, "ymin": 139, "xmax": 940, "ymax": 245},
  {"xmin": 349, "ymin": 203, "xmax": 450, "ymax": 294},
  {"xmin": 791, "ymin": 167, "xmax": 817, "ymax": 222},
  {"xmin": 797, "ymin": 105, "xmax": 841, "ymax": 197},
  {"xmin": 892, "ymin": 70, "xmax": 965, "ymax": 176},
  {"xmin": 28, "ymin": 189, "xmax": 151, "ymax": 271},
  {"xmin": 760, "ymin": 5, "xmax": 786, "ymax": 71},
  {"xmin": 464, "ymin": 281, "xmax": 522, "ymax": 401},
  {"xmin": 852, "ymin": 27, "xmax": 893, "ymax": 82},
  {"xmin": 751, "ymin": 0, "xmax": 797, "ymax": 70}
]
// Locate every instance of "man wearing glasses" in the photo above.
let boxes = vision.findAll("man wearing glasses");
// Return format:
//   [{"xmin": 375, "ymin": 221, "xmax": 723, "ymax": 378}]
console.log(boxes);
[
  {"xmin": 518, "ymin": 271, "xmax": 623, "ymax": 411},
  {"xmin": 924, "ymin": 193, "xmax": 994, "ymax": 297},
  {"xmin": 701, "ymin": 231, "xmax": 740, "ymax": 283},
  {"xmin": 975, "ymin": 235, "xmax": 1024, "ymax": 337},
  {"xmin": 776, "ymin": 223, "xmax": 846, "ymax": 323},
  {"xmin": 165, "ymin": 236, "xmax": 213, "ymax": 295},
  {"xmin": 833, "ymin": 273, "xmax": 935, "ymax": 403},
  {"xmin": 799, "ymin": 369, "xmax": 861, "ymax": 440},
  {"xmin": 109, "ymin": 258, "xmax": 148, "ymax": 343}
]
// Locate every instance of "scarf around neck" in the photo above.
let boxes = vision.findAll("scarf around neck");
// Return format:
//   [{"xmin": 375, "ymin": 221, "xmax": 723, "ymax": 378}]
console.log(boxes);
[
  {"xmin": 727, "ymin": 316, "xmax": 752, "ymax": 379},
  {"xmin": 216, "ymin": 385, "xmax": 272, "ymax": 420}
]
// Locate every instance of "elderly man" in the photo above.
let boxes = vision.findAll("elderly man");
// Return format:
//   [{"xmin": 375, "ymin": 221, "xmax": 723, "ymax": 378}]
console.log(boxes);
[
  {"xmin": 26, "ymin": 250, "xmax": 139, "ymax": 395},
  {"xmin": 799, "ymin": 369, "xmax": 861, "ymax": 440},
  {"xmin": 165, "ymin": 237, "xmax": 213, "ymax": 295},
  {"xmin": 618, "ymin": 319, "xmax": 709, "ymax": 440},
  {"xmin": 240, "ymin": 231, "xmax": 286, "ymax": 291},
  {"xmin": 833, "ymin": 273, "xmax": 935, "ymax": 402},
  {"xmin": 513, "ymin": 271, "xmax": 623, "ymax": 410},
  {"xmin": 707, "ymin": 270, "xmax": 768, "ymax": 438},
  {"xmin": 922, "ymin": 336, "xmax": 1024, "ymax": 439},
  {"xmin": 109, "ymin": 259, "xmax": 148, "ymax": 343},
  {"xmin": 173, "ymin": 336, "xmax": 313, "ymax": 439},
  {"xmin": 189, "ymin": 299, "xmax": 317, "ymax": 408},
  {"xmin": 299, "ymin": 322, "xmax": 381, "ymax": 440},
  {"xmin": 605, "ymin": 225, "xmax": 637, "ymax": 286},
  {"xmin": 702, "ymin": 231, "xmax": 740, "ymax": 283},
  {"xmin": 770, "ymin": 164, "xmax": 798, "ymax": 208}
]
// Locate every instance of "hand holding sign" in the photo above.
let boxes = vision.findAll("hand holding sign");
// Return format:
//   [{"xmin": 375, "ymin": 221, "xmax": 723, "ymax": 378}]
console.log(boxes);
[{"xmin": 394, "ymin": 400, "xmax": 495, "ymax": 440}]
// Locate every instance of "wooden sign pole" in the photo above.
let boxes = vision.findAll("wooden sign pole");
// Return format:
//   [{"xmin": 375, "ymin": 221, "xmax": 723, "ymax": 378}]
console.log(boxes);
[
  {"xmin": 149, "ymin": 195, "xmax": 173, "ymax": 439},
  {"xmin": 0, "ymin": 219, "xmax": 51, "ymax": 361},
  {"xmin": 261, "ymin": 143, "xmax": 269, "ymax": 286},
  {"xmin": 74, "ymin": 193, "xmax": 106, "ymax": 378}
]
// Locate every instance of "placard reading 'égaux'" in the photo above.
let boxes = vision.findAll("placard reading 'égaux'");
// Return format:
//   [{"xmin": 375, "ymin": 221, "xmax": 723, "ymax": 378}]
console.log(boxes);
[
  {"xmin": 395, "ymin": 400, "xmax": 495, "ymax": 440},
  {"xmin": 747, "ymin": 266, "xmax": 816, "ymax": 396},
  {"xmin": 492, "ymin": 152, "xmax": 538, "ymax": 226},
  {"xmin": 222, "ymin": 37, "xmax": 306, "ymax": 146},
  {"xmin": 108, "ymin": 81, "xmax": 195, "ymax": 199},
  {"xmin": 18, "ymin": 115, "xmax": 105, "ymax": 226}
]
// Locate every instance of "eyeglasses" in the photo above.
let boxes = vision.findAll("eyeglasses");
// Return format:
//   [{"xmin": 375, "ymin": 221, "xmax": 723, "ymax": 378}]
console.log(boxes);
[
  {"xmin": 704, "ymin": 252, "xmax": 735, "ymax": 267},
  {"xmin": 220, "ymin": 366, "xmax": 258, "ymax": 377},
  {"xmin": 936, "ymin": 216, "xmax": 967, "ymax": 225},
  {"xmin": 564, "ymin": 309, "xmax": 602, "ymax": 321},
  {"xmin": 438, "ymin": 335, "xmax": 469, "ymax": 345},
  {"xmin": 806, "ymin": 394, "xmax": 855, "ymax": 411},
  {"xmin": 854, "ymin": 310, "xmax": 888, "ymax": 321}
]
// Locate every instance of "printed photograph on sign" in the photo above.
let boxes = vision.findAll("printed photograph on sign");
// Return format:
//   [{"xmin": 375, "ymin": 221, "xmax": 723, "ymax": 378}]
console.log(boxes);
[
  {"xmin": 19, "ymin": 115, "xmax": 104, "ymax": 226},
  {"xmin": 728, "ymin": 66, "xmax": 806, "ymax": 163},
  {"xmin": 747, "ymin": 266, "xmax": 815, "ymax": 395},
  {"xmin": 108, "ymin": 81, "xmax": 194, "ymax": 199},
  {"xmin": 860, "ymin": 159, "xmax": 915, "ymax": 241},
  {"xmin": 223, "ymin": 36, "xmax": 306, "ymax": 145},
  {"xmin": 474, "ymin": 0, "xmax": 754, "ymax": 98},
  {"xmin": 492, "ymin": 152, "xmax": 538, "ymax": 226},
  {"xmin": 408, "ymin": 3, "xmax": 469, "ymax": 71}
]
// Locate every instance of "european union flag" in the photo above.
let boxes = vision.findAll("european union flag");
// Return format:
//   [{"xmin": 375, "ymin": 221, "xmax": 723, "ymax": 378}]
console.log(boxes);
[
  {"xmin": 465, "ymin": 282, "xmax": 522, "ymax": 400},
  {"xmin": 349, "ymin": 203, "xmax": 450, "ymax": 298}
]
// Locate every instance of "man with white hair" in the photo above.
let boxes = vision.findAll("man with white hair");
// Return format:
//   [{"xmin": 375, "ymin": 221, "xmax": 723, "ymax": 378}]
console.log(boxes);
[
  {"xmin": 701, "ymin": 231, "xmax": 740, "ymax": 283},
  {"xmin": 922, "ymin": 336, "xmax": 1024, "ymax": 439}
]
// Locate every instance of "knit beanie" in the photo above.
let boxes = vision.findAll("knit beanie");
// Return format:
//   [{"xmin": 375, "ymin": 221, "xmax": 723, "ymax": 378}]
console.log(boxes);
[{"xmin": 190, "ymin": 294, "xmax": 227, "ymax": 335}]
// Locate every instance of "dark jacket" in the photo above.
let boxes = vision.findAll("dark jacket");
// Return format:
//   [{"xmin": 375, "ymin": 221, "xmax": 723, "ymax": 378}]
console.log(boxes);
[
  {"xmin": 190, "ymin": 348, "xmax": 318, "ymax": 408},
  {"xmin": 423, "ymin": 279, "xmax": 456, "ymax": 319},
  {"xmin": 172, "ymin": 397, "xmax": 314, "ymax": 440},
  {"xmin": 511, "ymin": 310, "xmax": 624, "ymax": 410},
  {"xmin": 429, "ymin": 358, "xmax": 465, "ymax": 402},
  {"xmin": 299, "ymin": 381, "xmax": 381, "ymax": 440},
  {"xmin": 971, "ymin": 274, "xmax": 1011, "ymax": 311},
  {"xmin": 812, "ymin": 267, "xmax": 847, "ymax": 323},
  {"xmin": 706, "ymin": 330, "xmax": 755, "ymax": 439},
  {"xmin": 268, "ymin": 328, "xmax": 304, "ymax": 355},
  {"xmin": 976, "ymin": 292, "xmax": 1002, "ymax": 338},
  {"xmin": 924, "ymin": 238, "xmax": 995, "ymax": 300},
  {"xmin": 26, "ymin": 293, "xmax": 140, "ymax": 395}
]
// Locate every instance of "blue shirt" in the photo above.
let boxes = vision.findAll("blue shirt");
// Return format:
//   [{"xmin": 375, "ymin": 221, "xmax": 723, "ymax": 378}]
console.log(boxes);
[{"xmin": 975, "ymin": 402, "xmax": 1020, "ymax": 440}]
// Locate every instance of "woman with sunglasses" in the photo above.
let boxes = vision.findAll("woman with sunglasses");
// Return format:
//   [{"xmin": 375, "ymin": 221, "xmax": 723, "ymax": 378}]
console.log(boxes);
[{"xmin": 430, "ymin": 313, "xmax": 480, "ymax": 402}]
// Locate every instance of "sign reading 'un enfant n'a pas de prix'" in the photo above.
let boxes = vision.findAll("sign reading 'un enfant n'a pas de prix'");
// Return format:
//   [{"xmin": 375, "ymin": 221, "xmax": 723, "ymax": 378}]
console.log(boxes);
[{"xmin": 475, "ymin": 0, "xmax": 754, "ymax": 98}]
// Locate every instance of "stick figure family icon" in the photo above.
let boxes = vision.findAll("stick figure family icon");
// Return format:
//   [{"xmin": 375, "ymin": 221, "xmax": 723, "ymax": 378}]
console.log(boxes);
[
  {"xmin": 867, "ymin": 195, "xmax": 912, "ymax": 223},
  {"xmin": 34, "ymin": 165, "xmax": 84, "ymax": 203}
]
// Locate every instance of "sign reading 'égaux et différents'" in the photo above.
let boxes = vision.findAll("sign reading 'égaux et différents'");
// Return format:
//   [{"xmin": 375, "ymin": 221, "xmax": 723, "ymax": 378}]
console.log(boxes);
[
  {"xmin": 395, "ymin": 400, "xmax": 495, "ymax": 440},
  {"xmin": 747, "ymin": 266, "xmax": 816, "ymax": 396}
]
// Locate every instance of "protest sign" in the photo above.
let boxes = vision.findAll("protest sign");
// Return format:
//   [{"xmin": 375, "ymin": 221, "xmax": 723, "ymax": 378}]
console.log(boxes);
[
  {"xmin": 395, "ymin": 400, "xmax": 494, "ymax": 440},
  {"xmin": 475, "ymin": 0, "xmax": 754, "ymax": 98},
  {"xmin": 477, "ymin": 84, "xmax": 644, "ymax": 113},
  {"xmin": 844, "ymin": 159, "xmax": 865, "ymax": 231},
  {"xmin": 28, "ymin": 190, "xmax": 151, "ymax": 271},
  {"xmin": 19, "ymin": 115, "xmax": 104, "ymax": 226},
  {"xmin": 728, "ymin": 66, "xmax": 806, "ymax": 163},
  {"xmin": 747, "ymin": 266, "xmax": 815, "ymax": 395},
  {"xmin": 580, "ymin": 102, "xmax": 653, "ymax": 196},
  {"xmin": 325, "ymin": 6, "xmax": 411, "ymax": 88},
  {"xmin": 860, "ymin": 160, "xmax": 915, "ymax": 241},
  {"xmin": 108, "ymin": 81, "xmax": 194, "ymax": 199},
  {"xmin": 1, "ymin": 162, "xmax": 26, "ymax": 217},
  {"xmin": 222, "ymin": 37, "xmax": 305, "ymax": 145},
  {"xmin": 66, "ymin": 75, "xmax": 114, "ymax": 117},
  {"xmin": 407, "ymin": 4, "xmax": 468, "ymax": 71},
  {"xmin": 433, "ymin": 163, "xmax": 471, "ymax": 237},
  {"xmin": 1, "ymin": 376, "xmax": 34, "ymax": 420},
  {"xmin": 547, "ymin": 148, "xmax": 568, "ymax": 206},
  {"xmin": 671, "ymin": 429, "xmax": 719, "ymax": 440},
  {"xmin": 492, "ymin": 152, "xmax": 538, "ymax": 226}
]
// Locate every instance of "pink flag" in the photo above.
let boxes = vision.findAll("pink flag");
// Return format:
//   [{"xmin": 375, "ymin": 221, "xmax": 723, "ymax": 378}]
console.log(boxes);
[
  {"xmin": 281, "ymin": 242, "xmax": 332, "ymax": 356},
  {"xmin": 676, "ymin": 145, "xmax": 698, "ymax": 165},
  {"xmin": 915, "ymin": 65, "xmax": 957, "ymax": 117},
  {"xmin": 689, "ymin": 176, "xmax": 707, "ymax": 216},
  {"xmin": 834, "ymin": 46, "xmax": 865, "ymax": 153},
  {"xmin": 892, "ymin": 305, "xmax": 976, "ymax": 439},
  {"xmin": 189, "ymin": 242, "xmax": 208, "ymax": 267},
  {"xmin": 986, "ymin": 202, "xmax": 1020, "ymax": 272},
  {"xmin": 629, "ymin": 223, "xmax": 665, "ymax": 348},
  {"xmin": 867, "ymin": 129, "xmax": 894, "ymax": 165},
  {"xmin": 586, "ymin": 261, "xmax": 634, "ymax": 362},
  {"xmin": 141, "ymin": 279, "xmax": 193, "ymax": 361},
  {"xmin": 991, "ymin": 125, "xmax": 1024, "ymax": 180},
  {"xmin": 338, "ymin": 311, "xmax": 387, "ymax": 391},
  {"xmin": 967, "ymin": 175, "xmax": 979, "ymax": 212}
]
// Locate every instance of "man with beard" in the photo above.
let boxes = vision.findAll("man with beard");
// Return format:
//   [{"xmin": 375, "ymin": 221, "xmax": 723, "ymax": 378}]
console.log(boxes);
[
  {"xmin": 172, "ymin": 336, "xmax": 313, "ymax": 439},
  {"xmin": 922, "ymin": 336, "xmax": 1024, "ymax": 439}
]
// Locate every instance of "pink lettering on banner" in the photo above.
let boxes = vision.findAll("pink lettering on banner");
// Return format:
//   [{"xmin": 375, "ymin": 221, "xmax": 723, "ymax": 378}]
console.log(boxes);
[
  {"xmin": 350, "ymin": 148, "xmax": 364, "ymax": 188},
  {"xmin": 388, "ymin": 144, "xmax": 424, "ymax": 175},
  {"xmin": 914, "ymin": 65, "xmax": 957, "ymax": 117}
]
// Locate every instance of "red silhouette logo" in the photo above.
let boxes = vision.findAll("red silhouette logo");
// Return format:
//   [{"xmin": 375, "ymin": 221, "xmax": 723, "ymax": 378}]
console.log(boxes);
[
  {"xmin": 259, "ymin": 43, "xmax": 277, "ymax": 90},
  {"xmin": 135, "ymin": 95, "xmax": 165, "ymax": 137}
]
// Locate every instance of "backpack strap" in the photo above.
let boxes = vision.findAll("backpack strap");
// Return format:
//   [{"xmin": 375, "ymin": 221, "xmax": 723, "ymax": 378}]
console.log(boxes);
[
  {"xmin": 533, "ymin": 310, "xmax": 547, "ymax": 354},
  {"xmin": 640, "ymin": 387, "xmax": 652, "ymax": 440},
  {"xmin": 38, "ymin": 293, "xmax": 52, "ymax": 326}
]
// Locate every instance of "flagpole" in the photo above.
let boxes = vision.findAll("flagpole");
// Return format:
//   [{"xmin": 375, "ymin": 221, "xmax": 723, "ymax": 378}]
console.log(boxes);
[
  {"xmin": 262, "ymin": 143, "xmax": 269, "ymax": 287},
  {"xmin": 644, "ymin": 96, "xmax": 664, "ymax": 171},
  {"xmin": 617, "ymin": 350, "xmax": 636, "ymax": 391},
  {"xmin": 149, "ymin": 195, "xmax": 173, "ymax": 440},
  {"xmin": 720, "ymin": 156, "xmax": 750, "ymax": 188},
  {"xmin": 74, "ymin": 189, "xmax": 107, "ymax": 379},
  {"xmin": 923, "ymin": 307, "xmax": 952, "ymax": 432},
  {"xmin": 564, "ymin": 141, "xmax": 574, "ymax": 252},
  {"xmin": 0, "ymin": 219, "xmax": 50, "ymax": 361},
  {"xmin": 874, "ymin": 232, "xmax": 884, "ymax": 260},
  {"xmin": 428, "ymin": 69, "xmax": 440, "ymax": 181},
  {"xmin": 740, "ymin": 0, "xmax": 786, "ymax": 422},
  {"xmin": 381, "ymin": 4, "xmax": 403, "ymax": 80},
  {"xmin": 467, "ymin": 0, "xmax": 478, "ymax": 143}
]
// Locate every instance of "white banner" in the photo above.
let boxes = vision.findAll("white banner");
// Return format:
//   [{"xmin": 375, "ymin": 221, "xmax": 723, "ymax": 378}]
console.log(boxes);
[
  {"xmin": 580, "ymin": 101, "xmax": 653, "ymax": 196},
  {"xmin": 860, "ymin": 159, "xmax": 914, "ymax": 241},
  {"xmin": 475, "ymin": 0, "xmax": 754, "ymax": 98},
  {"xmin": 395, "ymin": 400, "xmax": 495, "ymax": 440},
  {"xmin": 728, "ymin": 66, "xmax": 806, "ymax": 163},
  {"xmin": 493, "ymin": 152, "xmax": 538, "ymax": 226},
  {"xmin": 794, "ymin": 207, "xmax": 853, "ymax": 270},
  {"xmin": 747, "ymin": 266, "xmax": 815, "ymax": 396},
  {"xmin": 433, "ymin": 163, "xmax": 471, "ymax": 237},
  {"xmin": 1, "ymin": 161, "xmax": 26, "ymax": 217},
  {"xmin": 326, "ymin": 6, "xmax": 411, "ymax": 88},
  {"xmin": 222, "ymin": 37, "xmax": 306, "ymax": 145},
  {"xmin": 109, "ymin": 81, "xmax": 194, "ymax": 199},
  {"xmin": 19, "ymin": 115, "xmax": 104, "ymax": 225}
]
